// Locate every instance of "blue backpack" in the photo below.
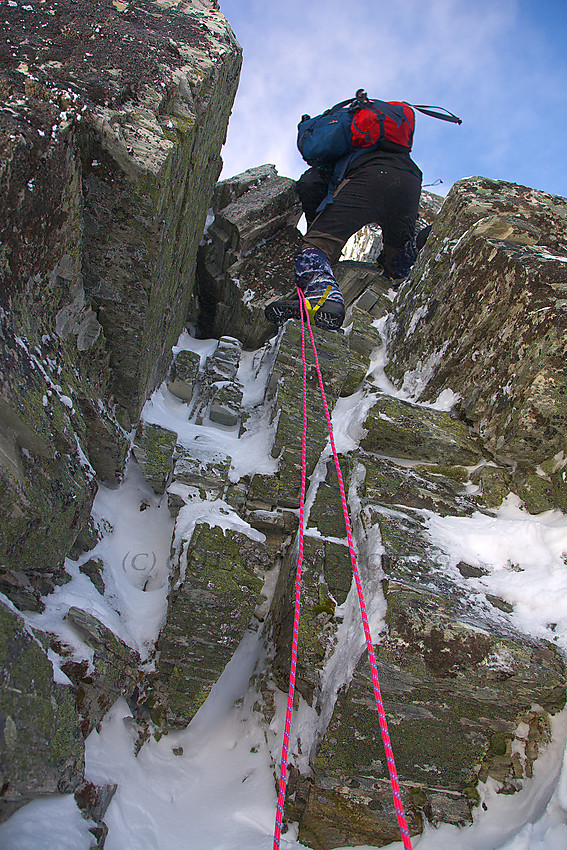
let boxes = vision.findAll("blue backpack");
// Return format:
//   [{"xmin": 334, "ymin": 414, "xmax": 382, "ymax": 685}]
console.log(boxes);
[{"xmin": 297, "ymin": 90, "xmax": 461, "ymax": 211}]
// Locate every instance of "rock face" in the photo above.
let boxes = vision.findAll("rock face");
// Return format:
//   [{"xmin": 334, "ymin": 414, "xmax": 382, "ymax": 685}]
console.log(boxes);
[
  {"xmin": 1, "ymin": 77, "xmax": 567, "ymax": 847},
  {"xmin": 194, "ymin": 164, "xmax": 303, "ymax": 349},
  {"xmin": 154, "ymin": 523, "xmax": 266, "ymax": 726},
  {"xmin": 0, "ymin": 0, "xmax": 241, "ymax": 601},
  {"xmin": 0, "ymin": 0, "xmax": 240, "ymax": 823},
  {"xmin": 387, "ymin": 177, "xmax": 567, "ymax": 510},
  {"xmin": 0, "ymin": 601, "xmax": 84, "ymax": 820},
  {"xmin": 143, "ymin": 173, "xmax": 566, "ymax": 847},
  {"xmin": 135, "ymin": 171, "xmax": 566, "ymax": 846}
]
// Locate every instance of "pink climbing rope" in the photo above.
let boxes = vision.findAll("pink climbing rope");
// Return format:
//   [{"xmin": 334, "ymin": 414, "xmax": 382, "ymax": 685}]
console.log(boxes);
[
  {"xmin": 297, "ymin": 288, "xmax": 413, "ymax": 849},
  {"xmin": 272, "ymin": 290, "xmax": 413, "ymax": 850},
  {"xmin": 272, "ymin": 297, "xmax": 309, "ymax": 849}
]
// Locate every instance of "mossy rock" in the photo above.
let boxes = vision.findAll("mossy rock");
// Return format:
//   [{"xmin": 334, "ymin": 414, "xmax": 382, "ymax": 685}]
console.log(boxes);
[
  {"xmin": 0, "ymin": 601, "xmax": 84, "ymax": 820},
  {"xmin": 269, "ymin": 536, "xmax": 350, "ymax": 709},
  {"xmin": 167, "ymin": 349, "xmax": 201, "ymax": 402},
  {"xmin": 293, "ymin": 588, "xmax": 566, "ymax": 846},
  {"xmin": 358, "ymin": 455, "xmax": 477, "ymax": 518},
  {"xmin": 154, "ymin": 523, "xmax": 266, "ymax": 728},
  {"xmin": 471, "ymin": 465, "xmax": 512, "ymax": 508},
  {"xmin": 133, "ymin": 422, "xmax": 177, "ymax": 494},
  {"xmin": 361, "ymin": 393, "xmax": 483, "ymax": 465}
]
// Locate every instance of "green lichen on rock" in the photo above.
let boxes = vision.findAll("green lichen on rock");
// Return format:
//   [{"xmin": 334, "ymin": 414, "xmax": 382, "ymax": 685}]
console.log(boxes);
[
  {"xmin": 294, "ymin": 540, "xmax": 341, "ymax": 705},
  {"xmin": 154, "ymin": 523, "xmax": 266, "ymax": 728},
  {"xmin": 62, "ymin": 607, "xmax": 142, "ymax": 735},
  {"xmin": 0, "ymin": 601, "xmax": 84, "ymax": 821},
  {"xmin": 360, "ymin": 393, "xmax": 483, "ymax": 465},
  {"xmin": 320, "ymin": 539, "xmax": 353, "ymax": 606},
  {"xmin": 0, "ymin": 0, "xmax": 242, "ymax": 607},
  {"xmin": 167, "ymin": 349, "xmax": 201, "ymax": 402},
  {"xmin": 294, "ymin": 587, "xmax": 566, "ymax": 847},
  {"xmin": 471, "ymin": 465, "xmax": 512, "ymax": 508},
  {"xmin": 357, "ymin": 454, "xmax": 477, "ymax": 519},
  {"xmin": 414, "ymin": 463, "xmax": 470, "ymax": 483},
  {"xmin": 133, "ymin": 422, "xmax": 178, "ymax": 494},
  {"xmin": 512, "ymin": 467, "xmax": 567, "ymax": 514},
  {"xmin": 269, "ymin": 535, "xmax": 349, "ymax": 709},
  {"xmin": 78, "ymin": 557, "xmax": 105, "ymax": 595},
  {"xmin": 307, "ymin": 457, "xmax": 352, "ymax": 538},
  {"xmin": 471, "ymin": 463, "xmax": 567, "ymax": 514},
  {"xmin": 387, "ymin": 178, "xmax": 567, "ymax": 476},
  {"xmin": 0, "ymin": 432, "xmax": 96, "ymax": 603},
  {"xmin": 249, "ymin": 321, "xmax": 356, "ymax": 510},
  {"xmin": 297, "ymin": 780, "xmax": 423, "ymax": 850}
]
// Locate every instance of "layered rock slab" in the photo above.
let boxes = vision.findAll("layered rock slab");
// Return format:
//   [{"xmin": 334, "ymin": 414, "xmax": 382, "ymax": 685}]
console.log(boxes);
[
  {"xmin": 0, "ymin": 602, "xmax": 84, "ymax": 820},
  {"xmin": 194, "ymin": 164, "xmax": 303, "ymax": 348},
  {"xmin": 153, "ymin": 522, "xmax": 266, "ymax": 727}
]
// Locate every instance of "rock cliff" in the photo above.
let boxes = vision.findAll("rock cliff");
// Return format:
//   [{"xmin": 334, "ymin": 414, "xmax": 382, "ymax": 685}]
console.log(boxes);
[
  {"xmin": 100, "ymin": 170, "xmax": 567, "ymax": 845},
  {"xmin": 0, "ymin": 0, "xmax": 241, "ymax": 825},
  {"xmin": 1, "ymin": 11, "xmax": 567, "ymax": 844},
  {"xmin": 0, "ymin": 0, "xmax": 241, "ymax": 604}
]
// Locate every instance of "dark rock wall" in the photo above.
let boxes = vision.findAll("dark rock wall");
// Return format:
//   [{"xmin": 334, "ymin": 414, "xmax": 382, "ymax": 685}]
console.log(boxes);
[
  {"xmin": 0, "ymin": 0, "xmax": 241, "ymax": 822},
  {"xmin": 0, "ymin": 0, "xmax": 241, "ymax": 601},
  {"xmin": 387, "ymin": 178, "xmax": 567, "ymax": 486},
  {"xmin": 0, "ymin": 601, "xmax": 84, "ymax": 821}
]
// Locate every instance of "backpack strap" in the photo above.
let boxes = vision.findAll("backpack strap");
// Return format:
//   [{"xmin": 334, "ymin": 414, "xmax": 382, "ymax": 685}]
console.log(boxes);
[
  {"xmin": 315, "ymin": 149, "xmax": 366, "ymax": 214},
  {"xmin": 324, "ymin": 92, "xmax": 462, "ymax": 125},
  {"xmin": 410, "ymin": 104, "xmax": 462, "ymax": 124},
  {"xmin": 356, "ymin": 89, "xmax": 462, "ymax": 124}
]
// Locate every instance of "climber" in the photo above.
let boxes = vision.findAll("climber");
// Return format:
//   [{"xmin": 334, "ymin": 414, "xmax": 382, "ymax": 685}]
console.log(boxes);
[
  {"xmin": 265, "ymin": 140, "xmax": 423, "ymax": 330},
  {"xmin": 265, "ymin": 161, "xmax": 425, "ymax": 330},
  {"xmin": 264, "ymin": 94, "xmax": 442, "ymax": 332}
]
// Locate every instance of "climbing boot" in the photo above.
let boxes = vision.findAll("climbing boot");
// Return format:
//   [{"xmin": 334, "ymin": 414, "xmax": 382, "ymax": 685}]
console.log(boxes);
[
  {"xmin": 265, "ymin": 247, "xmax": 345, "ymax": 330},
  {"xmin": 265, "ymin": 289, "xmax": 345, "ymax": 330}
]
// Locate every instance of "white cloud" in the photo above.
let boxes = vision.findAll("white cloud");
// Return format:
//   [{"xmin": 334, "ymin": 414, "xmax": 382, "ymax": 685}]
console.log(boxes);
[{"xmin": 219, "ymin": 0, "xmax": 567, "ymax": 196}]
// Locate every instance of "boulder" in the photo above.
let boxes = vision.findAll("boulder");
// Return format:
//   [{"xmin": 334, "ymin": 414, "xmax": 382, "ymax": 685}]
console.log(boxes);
[
  {"xmin": 298, "ymin": 605, "xmax": 561, "ymax": 848},
  {"xmin": 194, "ymin": 165, "xmax": 303, "ymax": 347},
  {"xmin": 167, "ymin": 350, "xmax": 202, "ymax": 403},
  {"xmin": 360, "ymin": 393, "xmax": 483, "ymax": 465},
  {"xmin": 132, "ymin": 422, "xmax": 178, "ymax": 495}
]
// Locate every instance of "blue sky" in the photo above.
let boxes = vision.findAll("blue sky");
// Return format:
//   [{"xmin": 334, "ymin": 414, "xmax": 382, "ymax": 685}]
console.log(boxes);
[{"xmin": 218, "ymin": 0, "xmax": 567, "ymax": 198}]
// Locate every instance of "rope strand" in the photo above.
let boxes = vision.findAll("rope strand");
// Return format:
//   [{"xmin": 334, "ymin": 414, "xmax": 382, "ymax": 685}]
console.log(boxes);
[
  {"xmin": 298, "ymin": 290, "xmax": 413, "ymax": 849},
  {"xmin": 272, "ymin": 305, "xmax": 309, "ymax": 849},
  {"xmin": 272, "ymin": 294, "xmax": 413, "ymax": 849}
]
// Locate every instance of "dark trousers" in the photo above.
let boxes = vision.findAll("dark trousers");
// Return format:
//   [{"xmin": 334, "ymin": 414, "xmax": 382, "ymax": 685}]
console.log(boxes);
[{"xmin": 297, "ymin": 161, "xmax": 422, "ymax": 269}]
